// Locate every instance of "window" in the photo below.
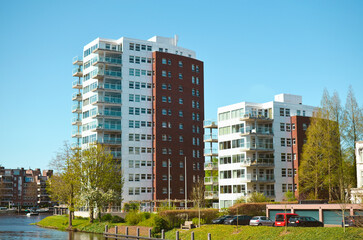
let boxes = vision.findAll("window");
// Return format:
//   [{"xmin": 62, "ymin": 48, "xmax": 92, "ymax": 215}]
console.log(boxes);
[
  {"xmin": 129, "ymin": 56, "xmax": 134, "ymax": 63},
  {"xmin": 281, "ymin": 138, "xmax": 285, "ymax": 147},
  {"xmin": 179, "ymin": 73, "xmax": 183, "ymax": 79},
  {"xmin": 293, "ymin": 153, "xmax": 297, "ymax": 160},
  {"xmin": 282, "ymin": 184, "xmax": 287, "ymax": 193},
  {"xmin": 179, "ymin": 136, "xmax": 184, "ymax": 142},
  {"xmin": 147, "ymin": 45, "xmax": 152, "ymax": 51},
  {"xmin": 168, "ymin": 59, "xmax": 171, "ymax": 65},
  {"xmin": 179, "ymin": 111, "xmax": 183, "ymax": 117},
  {"xmin": 179, "ymin": 150, "xmax": 184, "ymax": 155},
  {"xmin": 280, "ymin": 123, "xmax": 285, "ymax": 131},
  {"xmin": 297, "ymin": 110, "xmax": 301, "ymax": 116},
  {"xmin": 179, "ymin": 98, "xmax": 183, "ymax": 104},
  {"xmin": 192, "ymin": 64, "xmax": 195, "ymax": 71},
  {"xmin": 179, "ymin": 123, "xmax": 183, "ymax": 129},
  {"xmin": 293, "ymin": 138, "xmax": 296, "ymax": 145},
  {"xmin": 178, "ymin": 61, "xmax": 183, "ymax": 67},
  {"xmin": 303, "ymin": 123, "xmax": 308, "ymax": 130},
  {"xmin": 129, "ymin": 43, "xmax": 134, "ymax": 50},
  {"xmin": 281, "ymin": 168, "xmax": 286, "ymax": 177},
  {"xmin": 162, "ymin": 161, "xmax": 167, "ymax": 167},
  {"xmin": 286, "ymin": 124, "xmax": 291, "ymax": 132},
  {"xmin": 162, "ymin": 71, "xmax": 166, "ymax": 77},
  {"xmin": 180, "ymin": 174, "xmax": 184, "ymax": 181},
  {"xmin": 288, "ymin": 169, "xmax": 293, "ymax": 177},
  {"xmin": 280, "ymin": 108, "xmax": 284, "ymax": 116},
  {"xmin": 285, "ymin": 108, "xmax": 290, "ymax": 117},
  {"xmin": 162, "ymin": 84, "xmax": 167, "ymax": 90},
  {"xmin": 292, "ymin": 123, "xmax": 296, "ymax": 130},
  {"xmin": 287, "ymin": 153, "xmax": 292, "ymax": 162},
  {"xmin": 129, "ymin": 81, "xmax": 134, "ymax": 89},
  {"xmin": 281, "ymin": 153, "xmax": 286, "ymax": 162},
  {"xmin": 286, "ymin": 138, "xmax": 291, "ymax": 147},
  {"xmin": 129, "ymin": 68, "xmax": 134, "ymax": 76},
  {"xmin": 168, "ymin": 71, "xmax": 171, "ymax": 78},
  {"xmin": 192, "ymin": 76, "xmax": 195, "ymax": 84},
  {"xmin": 180, "ymin": 161, "xmax": 184, "ymax": 168},
  {"xmin": 179, "ymin": 86, "xmax": 183, "ymax": 92},
  {"xmin": 162, "ymin": 96, "xmax": 167, "ymax": 102},
  {"xmin": 162, "ymin": 58, "xmax": 167, "ymax": 64}
]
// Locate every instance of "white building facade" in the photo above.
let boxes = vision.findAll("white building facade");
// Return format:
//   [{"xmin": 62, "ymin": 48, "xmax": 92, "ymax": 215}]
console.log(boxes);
[
  {"xmin": 217, "ymin": 94, "xmax": 315, "ymax": 208},
  {"xmin": 71, "ymin": 36, "xmax": 197, "ymax": 204}
]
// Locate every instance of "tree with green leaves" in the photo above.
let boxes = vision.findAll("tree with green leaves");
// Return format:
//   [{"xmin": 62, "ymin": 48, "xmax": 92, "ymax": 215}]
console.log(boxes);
[
  {"xmin": 247, "ymin": 192, "xmax": 270, "ymax": 203},
  {"xmin": 47, "ymin": 142, "xmax": 81, "ymax": 229},
  {"xmin": 79, "ymin": 144, "xmax": 123, "ymax": 222},
  {"xmin": 342, "ymin": 86, "xmax": 363, "ymax": 188}
]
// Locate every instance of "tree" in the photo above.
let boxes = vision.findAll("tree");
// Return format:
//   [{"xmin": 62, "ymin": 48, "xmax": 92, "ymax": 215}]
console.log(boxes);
[
  {"xmin": 47, "ymin": 142, "xmax": 81, "ymax": 229},
  {"xmin": 247, "ymin": 192, "xmax": 270, "ymax": 203},
  {"xmin": 190, "ymin": 180, "xmax": 205, "ymax": 227},
  {"xmin": 342, "ymin": 86, "xmax": 363, "ymax": 187},
  {"xmin": 284, "ymin": 191, "xmax": 296, "ymax": 202},
  {"xmin": 79, "ymin": 144, "xmax": 123, "ymax": 222}
]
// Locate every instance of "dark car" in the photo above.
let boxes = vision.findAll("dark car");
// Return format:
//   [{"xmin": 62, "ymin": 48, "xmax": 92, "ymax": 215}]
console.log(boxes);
[
  {"xmin": 343, "ymin": 216, "xmax": 363, "ymax": 227},
  {"xmin": 212, "ymin": 215, "xmax": 234, "ymax": 224},
  {"xmin": 224, "ymin": 215, "xmax": 252, "ymax": 225},
  {"xmin": 288, "ymin": 216, "xmax": 324, "ymax": 227}
]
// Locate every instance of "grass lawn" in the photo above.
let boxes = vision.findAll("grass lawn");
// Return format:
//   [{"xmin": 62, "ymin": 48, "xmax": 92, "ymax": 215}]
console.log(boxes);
[
  {"xmin": 36, "ymin": 215, "xmax": 127, "ymax": 233},
  {"xmin": 165, "ymin": 225, "xmax": 363, "ymax": 240}
]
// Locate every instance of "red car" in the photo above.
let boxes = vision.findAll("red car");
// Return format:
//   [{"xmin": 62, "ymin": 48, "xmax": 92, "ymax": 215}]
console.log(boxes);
[{"xmin": 274, "ymin": 213, "xmax": 299, "ymax": 227}]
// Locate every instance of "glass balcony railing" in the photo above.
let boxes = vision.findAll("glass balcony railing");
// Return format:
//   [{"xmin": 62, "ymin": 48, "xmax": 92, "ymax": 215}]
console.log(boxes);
[
  {"xmin": 245, "ymin": 174, "xmax": 275, "ymax": 182},
  {"xmin": 72, "ymin": 67, "xmax": 83, "ymax": 75},
  {"xmin": 204, "ymin": 120, "xmax": 217, "ymax": 127},
  {"xmin": 204, "ymin": 162, "xmax": 218, "ymax": 170},
  {"xmin": 104, "ymin": 110, "xmax": 122, "ymax": 117},
  {"xmin": 72, "ymin": 93, "xmax": 82, "ymax": 100},
  {"xmin": 72, "ymin": 56, "xmax": 83, "ymax": 63},
  {"xmin": 204, "ymin": 176, "xmax": 219, "ymax": 184},
  {"xmin": 240, "ymin": 142, "xmax": 274, "ymax": 150},
  {"xmin": 99, "ymin": 83, "xmax": 122, "ymax": 90},
  {"xmin": 111, "ymin": 151, "xmax": 122, "ymax": 158},
  {"xmin": 204, "ymin": 148, "xmax": 218, "ymax": 155},
  {"xmin": 105, "ymin": 70, "xmax": 122, "ymax": 77},
  {"xmin": 72, "ymin": 117, "xmax": 82, "ymax": 124},
  {"xmin": 240, "ymin": 157, "xmax": 274, "ymax": 166},
  {"xmin": 104, "ymin": 96, "xmax": 122, "ymax": 104},
  {"xmin": 72, "ymin": 105, "xmax": 82, "ymax": 112},
  {"xmin": 204, "ymin": 191, "xmax": 219, "ymax": 199},
  {"xmin": 95, "ymin": 56, "xmax": 122, "ymax": 65},
  {"xmin": 241, "ymin": 111, "xmax": 272, "ymax": 120},
  {"xmin": 72, "ymin": 79, "xmax": 82, "ymax": 87},
  {"xmin": 103, "ymin": 137, "xmax": 122, "ymax": 144},
  {"xmin": 240, "ymin": 127, "xmax": 273, "ymax": 135},
  {"xmin": 95, "ymin": 124, "xmax": 121, "ymax": 131},
  {"xmin": 204, "ymin": 134, "xmax": 218, "ymax": 141}
]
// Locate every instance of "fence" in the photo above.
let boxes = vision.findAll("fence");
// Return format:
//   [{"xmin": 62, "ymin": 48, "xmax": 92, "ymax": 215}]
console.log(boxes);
[{"xmin": 104, "ymin": 225, "xmax": 212, "ymax": 240}]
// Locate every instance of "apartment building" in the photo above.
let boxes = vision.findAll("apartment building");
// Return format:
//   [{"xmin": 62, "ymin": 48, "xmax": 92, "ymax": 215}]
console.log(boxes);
[
  {"xmin": 350, "ymin": 141, "xmax": 363, "ymax": 203},
  {"xmin": 215, "ymin": 94, "xmax": 315, "ymax": 208},
  {"xmin": 0, "ymin": 167, "xmax": 53, "ymax": 207},
  {"xmin": 72, "ymin": 36, "xmax": 204, "ymax": 205}
]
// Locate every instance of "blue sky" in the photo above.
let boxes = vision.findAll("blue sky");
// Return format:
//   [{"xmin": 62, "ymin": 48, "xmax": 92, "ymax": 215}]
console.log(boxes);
[{"xmin": 1, "ymin": 0, "xmax": 363, "ymax": 170}]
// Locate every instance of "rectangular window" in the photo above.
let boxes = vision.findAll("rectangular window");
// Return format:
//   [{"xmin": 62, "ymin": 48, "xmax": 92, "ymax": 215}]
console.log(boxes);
[
  {"xmin": 281, "ymin": 168, "xmax": 286, "ymax": 177},
  {"xmin": 281, "ymin": 153, "xmax": 286, "ymax": 162},
  {"xmin": 129, "ymin": 56, "xmax": 134, "ymax": 63},
  {"xmin": 286, "ymin": 124, "xmax": 291, "ymax": 132},
  {"xmin": 281, "ymin": 138, "xmax": 285, "ymax": 147},
  {"xmin": 280, "ymin": 108, "xmax": 284, "ymax": 116},
  {"xmin": 285, "ymin": 108, "xmax": 290, "ymax": 117},
  {"xmin": 287, "ymin": 138, "xmax": 291, "ymax": 147},
  {"xmin": 287, "ymin": 153, "xmax": 292, "ymax": 162},
  {"xmin": 280, "ymin": 123, "xmax": 285, "ymax": 131}
]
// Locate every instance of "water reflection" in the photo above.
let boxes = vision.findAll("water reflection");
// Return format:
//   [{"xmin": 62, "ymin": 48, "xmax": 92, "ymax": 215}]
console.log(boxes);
[{"xmin": 0, "ymin": 214, "xmax": 104, "ymax": 240}]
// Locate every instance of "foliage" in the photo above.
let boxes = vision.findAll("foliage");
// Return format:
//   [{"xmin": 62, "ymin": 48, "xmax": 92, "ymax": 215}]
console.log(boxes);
[
  {"xmin": 150, "ymin": 215, "xmax": 169, "ymax": 236},
  {"xmin": 101, "ymin": 214, "xmax": 113, "ymax": 222},
  {"xmin": 190, "ymin": 180, "xmax": 205, "ymax": 207},
  {"xmin": 284, "ymin": 191, "xmax": 296, "ymax": 202},
  {"xmin": 192, "ymin": 217, "xmax": 206, "ymax": 225},
  {"xmin": 164, "ymin": 225, "xmax": 363, "ymax": 240},
  {"xmin": 228, "ymin": 203, "xmax": 266, "ymax": 216},
  {"xmin": 111, "ymin": 215, "xmax": 125, "ymax": 223},
  {"xmin": 158, "ymin": 209, "xmax": 219, "ymax": 227},
  {"xmin": 123, "ymin": 202, "xmax": 139, "ymax": 212},
  {"xmin": 125, "ymin": 211, "xmax": 144, "ymax": 225},
  {"xmin": 247, "ymin": 192, "xmax": 270, "ymax": 203}
]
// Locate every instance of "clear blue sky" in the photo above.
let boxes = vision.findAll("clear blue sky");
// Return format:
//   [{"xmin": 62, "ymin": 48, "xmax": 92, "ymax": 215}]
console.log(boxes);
[{"xmin": 1, "ymin": 0, "xmax": 363, "ymax": 170}]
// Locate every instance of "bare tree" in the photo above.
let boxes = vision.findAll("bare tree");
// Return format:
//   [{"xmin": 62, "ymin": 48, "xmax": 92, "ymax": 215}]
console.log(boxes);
[{"xmin": 190, "ymin": 180, "xmax": 205, "ymax": 227}]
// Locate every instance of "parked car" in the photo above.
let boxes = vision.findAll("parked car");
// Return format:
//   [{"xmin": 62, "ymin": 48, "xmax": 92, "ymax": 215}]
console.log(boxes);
[
  {"xmin": 224, "ymin": 215, "xmax": 252, "ymax": 225},
  {"xmin": 288, "ymin": 216, "xmax": 324, "ymax": 227},
  {"xmin": 212, "ymin": 215, "xmax": 234, "ymax": 224},
  {"xmin": 249, "ymin": 216, "xmax": 274, "ymax": 226},
  {"xmin": 274, "ymin": 213, "xmax": 299, "ymax": 227},
  {"xmin": 342, "ymin": 216, "xmax": 363, "ymax": 227}
]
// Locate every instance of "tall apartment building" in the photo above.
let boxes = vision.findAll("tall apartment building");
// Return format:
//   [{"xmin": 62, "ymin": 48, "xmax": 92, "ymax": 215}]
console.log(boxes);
[
  {"xmin": 0, "ymin": 167, "xmax": 53, "ymax": 207},
  {"xmin": 216, "ymin": 94, "xmax": 315, "ymax": 208},
  {"xmin": 72, "ymin": 36, "xmax": 204, "ymax": 206}
]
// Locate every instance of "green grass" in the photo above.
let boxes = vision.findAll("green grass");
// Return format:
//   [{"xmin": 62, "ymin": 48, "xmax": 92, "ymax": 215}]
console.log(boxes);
[
  {"xmin": 165, "ymin": 225, "xmax": 363, "ymax": 240},
  {"xmin": 36, "ymin": 215, "xmax": 121, "ymax": 233}
]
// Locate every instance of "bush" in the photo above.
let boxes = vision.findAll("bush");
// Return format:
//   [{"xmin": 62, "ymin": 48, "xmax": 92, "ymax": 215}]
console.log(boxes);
[
  {"xmin": 101, "ymin": 214, "xmax": 113, "ymax": 222},
  {"xmin": 111, "ymin": 215, "xmax": 125, "ymax": 223},
  {"xmin": 158, "ymin": 209, "xmax": 219, "ymax": 227},
  {"xmin": 192, "ymin": 217, "xmax": 206, "ymax": 226},
  {"xmin": 125, "ymin": 211, "xmax": 143, "ymax": 225},
  {"xmin": 229, "ymin": 203, "xmax": 267, "ymax": 216},
  {"xmin": 123, "ymin": 202, "xmax": 139, "ymax": 212},
  {"xmin": 151, "ymin": 215, "xmax": 169, "ymax": 236},
  {"xmin": 247, "ymin": 192, "xmax": 270, "ymax": 203}
]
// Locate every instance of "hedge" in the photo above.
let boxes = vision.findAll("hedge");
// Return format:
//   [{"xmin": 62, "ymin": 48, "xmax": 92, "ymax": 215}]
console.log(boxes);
[
  {"xmin": 228, "ymin": 203, "xmax": 267, "ymax": 216},
  {"xmin": 158, "ymin": 209, "xmax": 219, "ymax": 228}
]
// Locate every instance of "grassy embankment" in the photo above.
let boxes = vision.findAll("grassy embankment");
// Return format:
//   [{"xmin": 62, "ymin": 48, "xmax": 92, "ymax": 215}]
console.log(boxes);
[{"xmin": 165, "ymin": 225, "xmax": 363, "ymax": 240}]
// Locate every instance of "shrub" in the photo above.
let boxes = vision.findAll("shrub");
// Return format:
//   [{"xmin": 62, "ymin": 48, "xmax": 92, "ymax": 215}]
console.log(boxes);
[
  {"xmin": 151, "ymin": 215, "xmax": 169, "ymax": 236},
  {"xmin": 192, "ymin": 217, "xmax": 206, "ymax": 226},
  {"xmin": 229, "ymin": 203, "xmax": 267, "ymax": 216},
  {"xmin": 111, "ymin": 215, "xmax": 125, "ymax": 223},
  {"xmin": 158, "ymin": 209, "xmax": 219, "ymax": 227},
  {"xmin": 247, "ymin": 192, "xmax": 270, "ymax": 203},
  {"xmin": 125, "ymin": 211, "xmax": 143, "ymax": 225},
  {"xmin": 123, "ymin": 202, "xmax": 139, "ymax": 212},
  {"xmin": 101, "ymin": 214, "xmax": 113, "ymax": 222}
]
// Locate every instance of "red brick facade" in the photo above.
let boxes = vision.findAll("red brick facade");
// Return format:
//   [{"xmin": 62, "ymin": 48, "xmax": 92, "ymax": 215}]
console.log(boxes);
[{"xmin": 152, "ymin": 52, "xmax": 204, "ymax": 201}]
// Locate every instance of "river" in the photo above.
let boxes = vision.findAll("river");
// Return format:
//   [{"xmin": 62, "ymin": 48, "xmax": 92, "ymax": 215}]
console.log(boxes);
[{"xmin": 0, "ymin": 214, "xmax": 105, "ymax": 240}]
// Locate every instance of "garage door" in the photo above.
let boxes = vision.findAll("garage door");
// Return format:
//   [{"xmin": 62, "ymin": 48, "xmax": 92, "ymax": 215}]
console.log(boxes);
[
  {"xmin": 294, "ymin": 210, "xmax": 319, "ymax": 220},
  {"xmin": 323, "ymin": 210, "xmax": 349, "ymax": 225},
  {"xmin": 268, "ymin": 209, "xmax": 291, "ymax": 220}
]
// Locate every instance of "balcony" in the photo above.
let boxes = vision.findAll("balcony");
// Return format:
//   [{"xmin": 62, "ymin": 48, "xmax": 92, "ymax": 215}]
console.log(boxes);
[
  {"xmin": 92, "ymin": 47, "xmax": 122, "ymax": 54},
  {"xmin": 72, "ymin": 67, "xmax": 83, "ymax": 77},
  {"xmin": 240, "ymin": 112, "xmax": 273, "ymax": 122},
  {"xmin": 204, "ymin": 148, "xmax": 218, "ymax": 157},
  {"xmin": 72, "ymin": 56, "xmax": 83, "ymax": 65},
  {"xmin": 240, "ymin": 142, "xmax": 274, "ymax": 152},
  {"xmin": 92, "ymin": 56, "xmax": 122, "ymax": 66},
  {"xmin": 92, "ymin": 96, "xmax": 122, "ymax": 105},
  {"xmin": 204, "ymin": 176, "xmax": 219, "ymax": 185},
  {"xmin": 100, "ymin": 138, "xmax": 122, "ymax": 145},
  {"xmin": 240, "ymin": 127, "xmax": 273, "ymax": 136},
  {"xmin": 245, "ymin": 174, "xmax": 275, "ymax": 183},
  {"xmin": 204, "ymin": 162, "xmax": 218, "ymax": 171},
  {"xmin": 72, "ymin": 130, "xmax": 81, "ymax": 138},
  {"xmin": 204, "ymin": 134, "xmax": 218, "ymax": 143},
  {"xmin": 72, "ymin": 79, "xmax": 82, "ymax": 89},
  {"xmin": 94, "ymin": 83, "xmax": 122, "ymax": 92},
  {"xmin": 92, "ymin": 124, "xmax": 121, "ymax": 132},
  {"xmin": 72, "ymin": 105, "xmax": 82, "ymax": 113},
  {"xmin": 205, "ymin": 191, "xmax": 219, "ymax": 200},
  {"xmin": 204, "ymin": 120, "xmax": 217, "ymax": 128},
  {"xmin": 240, "ymin": 158, "xmax": 274, "ymax": 167},
  {"xmin": 72, "ymin": 117, "xmax": 82, "ymax": 126},
  {"xmin": 72, "ymin": 93, "xmax": 82, "ymax": 101},
  {"xmin": 111, "ymin": 151, "xmax": 122, "ymax": 158}
]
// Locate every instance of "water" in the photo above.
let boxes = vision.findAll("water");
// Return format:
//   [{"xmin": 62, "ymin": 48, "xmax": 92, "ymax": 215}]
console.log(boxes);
[{"xmin": 0, "ymin": 214, "xmax": 105, "ymax": 240}]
